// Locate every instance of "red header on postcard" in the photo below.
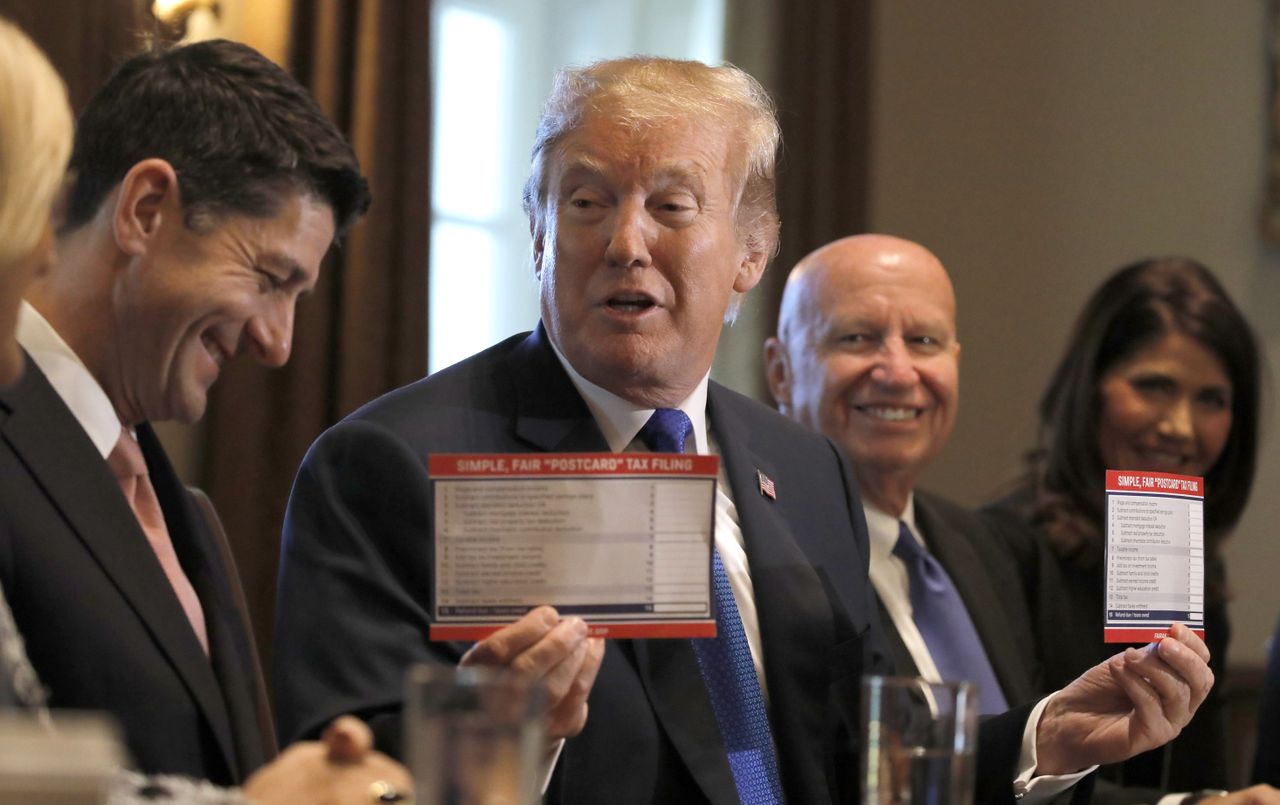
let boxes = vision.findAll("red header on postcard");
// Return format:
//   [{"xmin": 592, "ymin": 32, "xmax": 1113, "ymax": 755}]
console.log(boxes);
[
  {"xmin": 429, "ymin": 452, "xmax": 720, "ymax": 478},
  {"xmin": 1105, "ymin": 469, "xmax": 1203, "ymax": 497},
  {"xmin": 1106, "ymin": 627, "xmax": 1205, "ymax": 644}
]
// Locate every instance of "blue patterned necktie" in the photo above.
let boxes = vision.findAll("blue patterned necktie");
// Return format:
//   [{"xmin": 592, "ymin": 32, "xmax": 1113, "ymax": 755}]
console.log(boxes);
[
  {"xmin": 892, "ymin": 521, "xmax": 1008, "ymax": 715},
  {"xmin": 638, "ymin": 408, "xmax": 784, "ymax": 804}
]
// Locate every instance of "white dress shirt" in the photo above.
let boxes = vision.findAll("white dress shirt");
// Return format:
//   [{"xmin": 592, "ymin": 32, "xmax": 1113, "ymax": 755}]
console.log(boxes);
[
  {"xmin": 16, "ymin": 301, "xmax": 119, "ymax": 459},
  {"xmin": 864, "ymin": 495, "xmax": 947, "ymax": 684},
  {"xmin": 863, "ymin": 497, "xmax": 1093, "ymax": 801},
  {"xmin": 17, "ymin": 302, "xmax": 248, "ymax": 803},
  {"xmin": 550, "ymin": 341, "xmax": 769, "ymax": 695}
]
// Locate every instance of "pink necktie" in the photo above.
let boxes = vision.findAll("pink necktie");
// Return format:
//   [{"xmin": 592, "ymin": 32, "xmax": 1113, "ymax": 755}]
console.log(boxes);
[{"xmin": 107, "ymin": 428, "xmax": 209, "ymax": 655}]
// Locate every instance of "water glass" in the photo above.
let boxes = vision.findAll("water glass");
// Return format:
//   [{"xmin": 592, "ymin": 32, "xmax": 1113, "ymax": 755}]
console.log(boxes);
[
  {"xmin": 404, "ymin": 665, "xmax": 545, "ymax": 805},
  {"xmin": 861, "ymin": 676, "xmax": 977, "ymax": 805}
]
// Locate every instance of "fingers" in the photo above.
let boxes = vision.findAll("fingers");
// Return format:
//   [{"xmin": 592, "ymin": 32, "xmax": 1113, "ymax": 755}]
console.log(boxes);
[
  {"xmin": 363, "ymin": 751, "xmax": 415, "ymax": 794},
  {"xmin": 454, "ymin": 608, "xmax": 605, "ymax": 741},
  {"xmin": 461, "ymin": 606, "xmax": 562, "ymax": 667},
  {"xmin": 1154, "ymin": 629, "xmax": 1215, "ymax": 712},
  {"xmin": 579, "ymin": 637, "xmax": 605, "ymax": 693},
  {"xmin": 545, "ymin": 637, "xmax": 605, "ymax": 738},
  {"xmin": 541, "ymin": 633, "xmax": 590, "ymax": 703},
  {"xmin": 1217, "ymin": 784, "xmax": 1280, "ymax": 805},
  {"xmin": 505, "ymin": 617, "xmax": 589, "ymax": 682},
  {"xmin": 321, "ymin": 715, "xmax": 373, "ymax": 763},
  {"xmin": 1118, "ymin": 631, "xmax": 1215, "ymax": 737},
  {"xmin": 1118, "ymin": 647, "xmax": 1189, "ymax": 736},
  {"xmin": 242, "ymin": 740, "xmax": 414, "ymax": 805},
  {"xmin": 1168, "ymin": 622, "xmax": 1211, "ymax": 664},
  {"xmin": 1107, "ymin": 652, "xmax": 1171, "ymax": 741}
]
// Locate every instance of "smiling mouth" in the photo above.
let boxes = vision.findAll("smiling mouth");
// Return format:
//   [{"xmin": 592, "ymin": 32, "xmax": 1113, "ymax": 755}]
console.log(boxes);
[
  {"xmin": 856, "ymin": 405, "xmax": 921, "ymax": 422},
  {"xmin": 1135, "ymin": 448, "xmax": 1191, "ymax": 471},
  {"xmin": 201, "ymin": 334, "xmax": 229, "ymax": 368}
]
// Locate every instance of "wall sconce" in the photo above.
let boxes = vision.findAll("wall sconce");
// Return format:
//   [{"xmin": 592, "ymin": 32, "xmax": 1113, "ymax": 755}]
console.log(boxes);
[{"xmin": 152, "ymin": 0, "xmax": 222, "ymax": 43}]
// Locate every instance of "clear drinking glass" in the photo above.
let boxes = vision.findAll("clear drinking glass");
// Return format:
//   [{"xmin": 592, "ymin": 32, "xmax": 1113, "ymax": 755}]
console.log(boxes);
[
  {"xmin": 404, "ymin": 665, "xmax": 546, "ymax": 805},
  {"xmin": 861, "ymin": 676, "xmax": 977, "ymax": 805}
]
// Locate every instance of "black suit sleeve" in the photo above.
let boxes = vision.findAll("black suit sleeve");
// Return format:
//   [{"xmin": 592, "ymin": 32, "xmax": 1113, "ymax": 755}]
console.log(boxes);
[
  {"xmin": 1254, "ymin": 615, "xmax": 1280, "ymax": 785},
  {"xmin": 274, "ymin": 417, "xmax": 460, "ymax": 754},
  {"xmin": 976, "ymin": 703, "xmax": 1096, "ymax": 805}
]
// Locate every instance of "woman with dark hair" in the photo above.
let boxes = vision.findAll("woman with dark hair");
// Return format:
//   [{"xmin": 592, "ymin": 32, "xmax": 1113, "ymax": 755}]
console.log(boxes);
[{"xmin": 984, "ymin": 256, "xmax": 1263, "ymax": 795}]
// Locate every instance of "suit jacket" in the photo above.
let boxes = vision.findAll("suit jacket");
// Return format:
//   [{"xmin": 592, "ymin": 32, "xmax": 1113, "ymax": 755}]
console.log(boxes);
[
  {"xmin": 274, "ymin": 326, "xmax": 1039, "ymax": 804},
  {"xmin": 874, "ymin": 490, "xmax": 1041, "ymax": 708},
  {"xmin": 1253, "ymin": 615, "xmax": 1280, "ymax": 785},
  {"xmin": 0, "ymin": 356, "xmax": 269, "ymax": 785}
]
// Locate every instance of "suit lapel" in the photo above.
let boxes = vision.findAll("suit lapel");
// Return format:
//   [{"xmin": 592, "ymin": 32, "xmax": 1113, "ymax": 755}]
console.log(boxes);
[
  {"xmin": 138, "ymin": 425, "xmax": 249, "ymax": 776},
  {"xmin": 914, "ymin": 493, "xmax": 1031, "ymax": 706},
  {"xmin": 625, "ymin": 638, "xmax": 739, "ymax": 804},
  {"xmin": 507, "ymin": 326, "xmax": 611, "ymax": 453},
  {"xmin": 0, "ymin": 365, "xmax": 237, "ymax": 775},
  {"xmin": 874, "ymin": 594, "xmax": 920, "ymax": 676}
]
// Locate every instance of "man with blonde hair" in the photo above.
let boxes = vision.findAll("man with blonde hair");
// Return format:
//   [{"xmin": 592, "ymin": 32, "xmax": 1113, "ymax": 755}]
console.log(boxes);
[{"xmin": 277, "ymin": 57, "xmax": 1217, "ymax": 804}]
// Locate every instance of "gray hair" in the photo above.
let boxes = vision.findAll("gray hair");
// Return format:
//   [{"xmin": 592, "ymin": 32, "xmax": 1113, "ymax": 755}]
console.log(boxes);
[
  {"xmin": 0, "ymin": 17, "xmax": 72, "ymax": 267},
  {"xmin": 522, "ymin": 57, "xmax": 781, "ymax": 318}
]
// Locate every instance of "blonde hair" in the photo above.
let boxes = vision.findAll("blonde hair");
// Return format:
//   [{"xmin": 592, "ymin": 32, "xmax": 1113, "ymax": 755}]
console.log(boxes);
[
  {"xmin": 0, "ymin": 17, "xmax": 72, "ymax": 267},
  {"xmin": 522, "ymin": 57, "xmax": 782, "ymax": 314}
]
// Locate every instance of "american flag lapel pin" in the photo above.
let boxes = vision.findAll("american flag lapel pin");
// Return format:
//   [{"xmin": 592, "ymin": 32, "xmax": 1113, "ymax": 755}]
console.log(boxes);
[{"xmin": 757, "ymin": 469, "xmax": 776, "ymax": 500}]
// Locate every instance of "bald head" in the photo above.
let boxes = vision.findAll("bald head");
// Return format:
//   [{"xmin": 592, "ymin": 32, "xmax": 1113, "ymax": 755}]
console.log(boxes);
[
  {"xmin": 778, "ymin": 235, "xmax": 955, "ymax": 343},
  {"xmin": 764, "ymin": 234, "xmax": 960, "ymax": 515}
]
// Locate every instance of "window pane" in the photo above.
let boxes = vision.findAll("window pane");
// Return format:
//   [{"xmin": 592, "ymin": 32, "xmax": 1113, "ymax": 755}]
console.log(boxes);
[
  {"xmin": 431, "ymin": 5, "xmax": 510, "ymax": 221},
  {"xmin": 429, "ymin": 221, "xmax": 498, "ymax": 371}
]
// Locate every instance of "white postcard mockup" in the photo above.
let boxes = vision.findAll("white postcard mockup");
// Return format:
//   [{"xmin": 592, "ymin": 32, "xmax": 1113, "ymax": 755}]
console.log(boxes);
[
  {"xmin": 1104, "ymin": 469, "xmax": 1205, "ymax": 643},
  {"xmin": 427, "ymin": 453, "xmax": 717, "ymax": 640}
]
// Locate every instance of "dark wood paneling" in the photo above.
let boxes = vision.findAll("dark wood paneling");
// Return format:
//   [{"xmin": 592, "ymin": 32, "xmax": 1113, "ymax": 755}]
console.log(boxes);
[{"xmin": 0, "ymin": 0, "xmax": 155, "ymax": 112}]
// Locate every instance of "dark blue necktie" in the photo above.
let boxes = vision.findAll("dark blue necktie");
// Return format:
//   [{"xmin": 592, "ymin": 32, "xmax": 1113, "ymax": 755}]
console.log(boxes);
[
  {"xmin": 892, "ymin": 521, "xmax": 1008, "ymax": 715},
  {"xmin": 638, "ymin": 409, "xmax": 784, "ymax": 804}
]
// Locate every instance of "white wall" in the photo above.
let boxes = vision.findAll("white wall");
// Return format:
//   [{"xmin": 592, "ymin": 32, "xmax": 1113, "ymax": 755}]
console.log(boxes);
[{"xmin": 869, "ymin": 2, "xmax": 1280, "ymax": 667}]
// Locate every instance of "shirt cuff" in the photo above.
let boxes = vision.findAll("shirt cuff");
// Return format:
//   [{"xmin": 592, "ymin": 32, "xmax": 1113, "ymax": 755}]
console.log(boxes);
[
  {"xmin": 1012, "ymin": 693, "xmax": 1097, "ymax": 802},
  {"xmin": 538, "ymin": 738, "xmax": 566, "ymax": 794}
]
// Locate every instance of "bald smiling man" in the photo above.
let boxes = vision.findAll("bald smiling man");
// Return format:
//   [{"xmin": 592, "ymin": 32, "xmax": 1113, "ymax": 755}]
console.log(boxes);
[
  {"xmin": 765, "ymin": 234, "xmax": 1280, "ymax": 805},
  {"xmin": 765, "ymin": 234, "xmax": 1041, "ymax": 715}
]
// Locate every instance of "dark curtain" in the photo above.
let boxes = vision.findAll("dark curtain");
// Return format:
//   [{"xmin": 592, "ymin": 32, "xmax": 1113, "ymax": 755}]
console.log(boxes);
[
  {"xmin": 0, "ymin": 0, "xmax": 153, "ymax": 111},
  {"xmin": 762, "ymin": 0, "xmax": 874, "ymax": 337},
  {"xmin": 202, "ymin": 0, "xmax": 431, "ymax": 679}
]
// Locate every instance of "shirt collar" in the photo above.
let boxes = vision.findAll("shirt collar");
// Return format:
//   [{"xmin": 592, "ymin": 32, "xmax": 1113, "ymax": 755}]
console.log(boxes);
[
  {"xmin": 863, "ymin": 491, "xmax": 920, "ymax": 564},
  {"xmin": 547, "ymin": 334, "xmax": 710, "ymax": 455},
  {"xmin": 17, "ymin": 301, "xmax": 121, "ymax": 459}
]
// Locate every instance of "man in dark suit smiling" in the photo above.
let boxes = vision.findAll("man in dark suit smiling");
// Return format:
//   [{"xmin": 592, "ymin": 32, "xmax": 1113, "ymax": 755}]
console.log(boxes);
[
  {"xmin": 766, "ymin": 234, "xmax": 1040, "ymax": 713},
  {"xmin": 0, "ymin": 36, "xmax": 372, "ymax": 788},
  {"xmin": 276, "ymin": 58, "xmax": 1217, "ymax": 805}
]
